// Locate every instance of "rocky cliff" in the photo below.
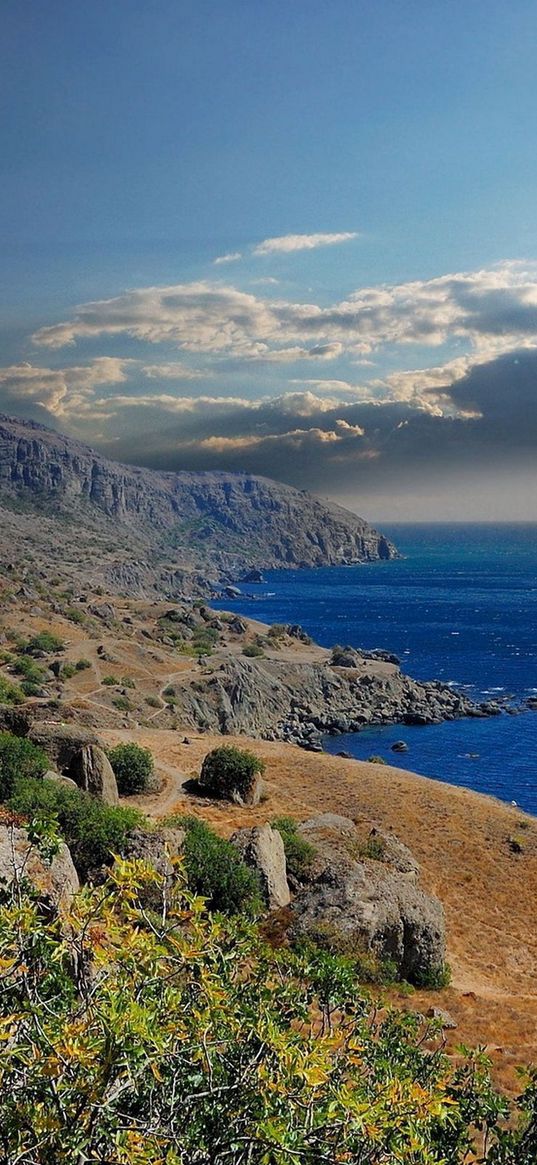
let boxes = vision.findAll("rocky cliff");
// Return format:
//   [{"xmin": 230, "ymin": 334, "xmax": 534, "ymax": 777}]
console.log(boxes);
[{"xmin": 0, "ymin": 415, "xmax": 397, "ymax": 593}]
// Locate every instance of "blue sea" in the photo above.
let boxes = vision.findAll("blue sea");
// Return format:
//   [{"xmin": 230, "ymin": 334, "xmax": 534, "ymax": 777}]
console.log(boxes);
[{"xmin": 214, "ymin": 524, "xmax": 537, "ymax": 815}]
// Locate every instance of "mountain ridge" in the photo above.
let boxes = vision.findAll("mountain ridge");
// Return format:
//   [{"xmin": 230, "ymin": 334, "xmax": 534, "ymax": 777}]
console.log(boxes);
[{"xmin": 0, "ymin": 412, "xmax": 397, "ymax": 595}]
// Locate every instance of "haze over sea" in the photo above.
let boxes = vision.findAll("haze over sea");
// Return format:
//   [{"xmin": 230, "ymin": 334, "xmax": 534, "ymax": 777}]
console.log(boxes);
[{"xmin": 215, "ymin": 524, "xmax": 537, "ymax": 815}]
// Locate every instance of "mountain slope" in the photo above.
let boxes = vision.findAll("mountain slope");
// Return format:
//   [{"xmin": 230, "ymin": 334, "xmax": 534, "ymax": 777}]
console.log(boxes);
[{"xmin": 0, "ymin": 414, "xmax": 396, "ymax": 594}]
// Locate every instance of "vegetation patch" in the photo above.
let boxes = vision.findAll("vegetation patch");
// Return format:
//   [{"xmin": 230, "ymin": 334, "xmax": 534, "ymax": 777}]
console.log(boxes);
[
  {"xmin": 167, "ymin": 814, "xmax": 263, "ymax": 917},
  {"xmin": 271, "ymin": 816, "xmax": 316, "ymax": 880},
  {"xmin": 107, "ymin": 742, "xmax": 155, "ymax": 796}
]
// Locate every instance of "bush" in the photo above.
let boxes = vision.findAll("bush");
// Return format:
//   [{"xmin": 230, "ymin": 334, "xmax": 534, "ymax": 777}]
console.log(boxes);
[
  {"xmin": 200, "ymin": 745, "xmax": 265, "ymax": 801},
  {"xmin": 75, "ymin": 658, "xmax": 92, "ymax": 671},
  {"xmin": 169, "ymin": 815, "xmax": 263, "ymax": 916},
  {"xmin": 23, "ymin": 631, "xmax": 64, "ymax": 656},
  {"xmin": 0, "ymin": 733, "xmax": 48, "ymax": 801},
  {"xmin": 61, "ymin": 663, "xmax": 77, "ymax": 679},
  {"xmin": 107, "ymin": 742, "xmax": 155, "ymax": 796},
  {"xmin": 8, "ymin": 777, "xmax": 142, "ymax": 878},
  {"xmin": 112, "ymin": 695, "xmax": 132, "ymax": 711},
  {"xmin": 242, "ymin": 644, "xmax": 265, "ymax": 658},
  {"xmin": 145, "ymin": 695, "xmax": 161, "ymax": 708},
  {"xmin": 271, "ymin": 816, "xmax": 316, "ymax": 880},
  {"xmin": 413, "ymin": 961, "xmax": 452, "ymax": 990},
  {"xmin": 101, "ymin": 675, "xmax": 119, "ymax": 686},
  {"xmin": 0, "ymin": 864, "xmax": 526, "ymax": 1163},
  {"xmin": 0, "ymin": 676, "xmax": 24, "ymax": 705}
]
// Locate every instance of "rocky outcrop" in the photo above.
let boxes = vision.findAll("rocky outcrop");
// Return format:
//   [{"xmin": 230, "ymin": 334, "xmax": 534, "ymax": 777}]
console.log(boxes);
[
  {"xmin": 230, "ymin": 824, "xmax": 290, "ymax": 909},
  {"xmin": 0, "ymin": 414, "xmax": 398, "ymax": 593},
  {"xmin": 0, "ymin": 823, "xmax": 79, "ymax": 910},
  {"xmin": 27, "ymin": 725, "xmax": 119, "ymax": 803},
  {"xmin": 287, "ymin": 815, "xmax": 445, "ymax": 984},
  {"xmin": 159, "ymin": 653, "xmax": 498, "ymax": 744}
]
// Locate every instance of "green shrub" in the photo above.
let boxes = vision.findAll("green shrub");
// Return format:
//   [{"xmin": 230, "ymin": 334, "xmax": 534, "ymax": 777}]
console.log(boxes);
[
  {"xmin": 0, "ymin": 676, "xmax": 25, "ymax": 705},
  {"xmin": 12, "ymin": 656, "xmax": 46, "ymax": 684},
  {"xmin": 366, "ymin": 754, "xmax": 387, "ymax": 764},
  {"xmin": 271, "ymin": 816, "xmax": 316, "ymax": 880},
  {"xmin": 23, "ymin": 631, "xmax": 64, "ymax": 656},
  {"xmin": 75, "ymin": 658, "xmax": 92, "ymax": 671},
  {"xmin": 267, "ymin": 623, "xmax": 286, "ymax": 638},
  {"xmin": 359, "ymin": 835, "xmax": 386, "ymax": 861},
  {"xmin": 8, "ymin": 778, "xmax": 142, "ymax": 878},
  {"xmin": 101, "ymin": 675, "xmax": 119, "ymax": 686},
  {"xmin": 0, "ymin": 733, "xmax": 48, "ymax": 801},
  {"xmin": 413, "ymin": 962, "xmax": 452, "ymax": 990},
  {"xmin": 200, "ymin": 745, "xmax": 265, "ymax": 801},
  {"xmin": 242, "ymin": 644, "xmax": 265, "ymax": 658},
  {"xmin": 121, "ymin": 676, "xmax": 136, "ymax": 689},
  {"xmin": 169, "ymin": 815, "xmax": 262, "ymax": 916},
  {"xmin": 65, "ymin": 607, "xmax": 86, "ymax": 625},
  {"xmin": 145, "ymin": 695, "xmax": 161, "ymax": 708},
  {"xmin": 107, "ymin": 742, "xmax": 155, "ymax": 796},
  {"xmin": 163, "ymin": 684, "xmax": 176, "ymax": 697},
  {"xmin": 20, "ymin": 680, "xmax": 42, "ymax": 697},
  {"xmin": 61, "ymin": 663, "xmax": 77, "ymax": 679},
  {"xmin": 112, "ymin": 695, "xmax": 132, "ymax": 712}
]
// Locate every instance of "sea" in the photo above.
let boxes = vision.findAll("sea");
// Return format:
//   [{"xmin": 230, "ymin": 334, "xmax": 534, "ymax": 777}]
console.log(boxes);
[{"xmin": 213, "ymin": 524, "xmax": 537, "ymax": 815}]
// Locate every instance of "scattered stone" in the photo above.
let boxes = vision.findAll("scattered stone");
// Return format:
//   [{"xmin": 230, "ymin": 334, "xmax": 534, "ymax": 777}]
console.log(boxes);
[
  {"xmin": 391, "ymin": 740, "xmax": 408, "ymax": 753},
  {"xmin": 89, "ymin": 602, "xmax": 116, "ymax": 622},
  {"xmin": 43, "ymin": 769, "xmax": 79, "ymax": 791},
  {"xmin": 427, "ymin": 1007, "xmax": 457, "ymax": 1029}
]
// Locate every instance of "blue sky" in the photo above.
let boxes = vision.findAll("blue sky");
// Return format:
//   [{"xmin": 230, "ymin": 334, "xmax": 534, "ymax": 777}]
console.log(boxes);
[{"xmin": 2, "ymin": 0, "xmax": 537, "ymax": 519}]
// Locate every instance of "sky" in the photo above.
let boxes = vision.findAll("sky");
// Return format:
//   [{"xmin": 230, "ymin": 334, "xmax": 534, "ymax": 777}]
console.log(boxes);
[{"xmin": 1, "ymin": 0, "xmax": 537, "ymax": 521}]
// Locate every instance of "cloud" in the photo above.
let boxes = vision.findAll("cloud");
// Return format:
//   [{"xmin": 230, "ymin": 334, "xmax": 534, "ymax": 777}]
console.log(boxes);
[
  {"xmin": 213, "ymin": 251, "xmax": 242, "ymax": 265},
  {"xmin": 0, "ymin": 357, "xmax": 132, "ymax": 417},
  {"xmin": 32, "ymin": 263, "xmax": 537, "ymax": 371},
  {"xmin": 141, "ymin": 362, "xmax": 204, "ymax": 380},
  {"xmin": 252, "ymin": 231, "xmax": 359, "ymax": 255}
]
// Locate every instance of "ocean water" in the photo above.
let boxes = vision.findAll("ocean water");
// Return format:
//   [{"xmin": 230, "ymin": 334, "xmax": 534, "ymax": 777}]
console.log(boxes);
[{"xmin": 214, "ymin": 524, "xmax": 537, "ymax": 814}]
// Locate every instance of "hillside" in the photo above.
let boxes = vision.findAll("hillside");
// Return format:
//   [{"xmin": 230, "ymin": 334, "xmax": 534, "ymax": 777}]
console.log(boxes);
[
  {"xmin": 0, "ymin": 414, "xmax": 397, "ymax": 596},
  {"xmin": 0, "ymin": 571, "xmax": 535, "ymax": 1096}
]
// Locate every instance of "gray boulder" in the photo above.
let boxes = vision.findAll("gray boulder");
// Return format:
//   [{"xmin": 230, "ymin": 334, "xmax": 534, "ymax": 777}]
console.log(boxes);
[
  {"xmin": 290, "ymin": 861, "xmax": 445, "ymax": 984},
  {"xmin": 0, "ymin": 823, "xmax": 79, "ymax": 911},
  {"xmin": 366, "ymin": 826, "xmax": 420, "ymax": 879},
  {"xmin": 70, "ymin": 746, "xmax": 119, "ymax": 805},
  {"xmin": 43, "ymin": 769, "xmax": 79, "ymax": 791},
  {"xmin": 230, "ymin": 824, "xmax": 290, "ymax": 909}
]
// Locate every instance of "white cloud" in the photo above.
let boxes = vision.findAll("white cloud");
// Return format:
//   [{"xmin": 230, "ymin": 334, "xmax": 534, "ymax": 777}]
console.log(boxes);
[
  {"xmin": 213, "ymin": 251, "xmax": 242, "ymax": 265},
  {"xmin": 142, "ymin": 363, "xmax": 204, "ymax": 380},
  {"xmin": 252, "ymin": 231, "xmax": 359, "ymax": 255},
  {"xmin": 32, "ymin": 262, "xmax": 537, "ymax": 369}
]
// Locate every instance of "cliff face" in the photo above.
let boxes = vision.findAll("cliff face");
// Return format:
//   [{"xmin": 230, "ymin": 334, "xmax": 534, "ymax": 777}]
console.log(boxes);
[{"xmin": 0, "ymin": 414, "xmax": 397, "ymax": 582}]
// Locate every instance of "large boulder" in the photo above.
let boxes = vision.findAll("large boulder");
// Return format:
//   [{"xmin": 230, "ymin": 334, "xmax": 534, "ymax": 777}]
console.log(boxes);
[
  {"xmin": 117, "ymin": 827, "xmax": 185, "ymax": 907},
  {"xmin": 27, "ymin": 726, "xmax": 119, "ymax": 804},
  {"xmin": 291, "ymin": 814, "xmax": 443, "ymax": 983},
  {"xmin": 28, "ymin": 724, "xmax": 100, "ymax": 770},
  {"xmin": 230, "ymin": 824, "xmax": 290, "ymax": 909},
  {"xmin": 69, "ymin": 746, "xmax": 119, "ymax": 805},
  {"xmin": 0, "ymin": 822, "xmax": 79, "ymax": 911},
  {"xmin": 290, "ymin": 862, "xmax": 445, "ymax": 984}
]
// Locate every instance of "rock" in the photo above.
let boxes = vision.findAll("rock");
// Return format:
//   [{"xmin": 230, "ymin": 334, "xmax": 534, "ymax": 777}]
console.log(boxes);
[
  {"xmin": 367, "ymin": 827, "xmax": 420, "ymax": 878},
  {"xmin": 89, "ymin": 602, "xmax": 116, "ymax": 622},
  {"xmin": 0, "ymin": 823, "xmax": 79, "ymax": 910},
  {"xmin": 120, "ymin": 826, "xmax": 185, "ymax": 886},
  {"xmin": 43, "ymin": 769, "xmax": 79, "ymax": 791},
  {"xmin": 391, "ymin": 740, "xmax": 408, "ymax": 753},
  {"xmin": 69, "ymin": 746, "xmax": 119, "ymax": 805},
  {"xmin": 299, "ymin": 813, "xmax": 358, "ymax": 838},
  {"xmin": 28, "ymin": 724, "xmax": 100, "ymax": 770},
  {"xmin": 427, "ymin": 1007, "xmax": 457, "ymax": 1030},
  {"xmin": 223, "ymin": 586, "xmax": 242, "ymax": 598},
  {"xmin": 240, "ymin": 569, "xmax": 265, "ymax": 583},
  {"xmin": 230, "ymin": 824, "xmax": 290, "ymax": 909},
  {"xmin": 290, "ymin": 862, "xmax": 445, "ymax": 984},
  {"xmin": 336, "ymin": 750, "xmax": 353, "ymax": 759}
]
